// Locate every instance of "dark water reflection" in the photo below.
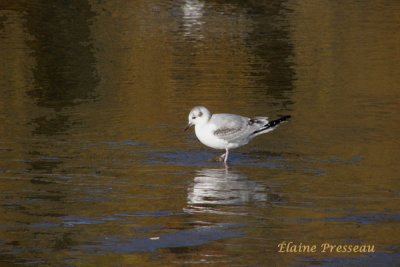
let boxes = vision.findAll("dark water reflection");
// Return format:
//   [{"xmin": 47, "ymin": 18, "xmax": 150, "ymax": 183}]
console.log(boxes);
[
  {"xmin": 25, "ymin": 0, "xmax": 99, "ymax": 109},
  {"xmin": 0, "ymin": 0, "xmax": 399, "ymax": 266}
]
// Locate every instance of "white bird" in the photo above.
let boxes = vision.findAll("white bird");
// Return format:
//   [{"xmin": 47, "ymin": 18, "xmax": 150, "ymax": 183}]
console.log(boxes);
[{"xmin": 184, "ymin": 106, "xmax": 290, "ymax": 163}]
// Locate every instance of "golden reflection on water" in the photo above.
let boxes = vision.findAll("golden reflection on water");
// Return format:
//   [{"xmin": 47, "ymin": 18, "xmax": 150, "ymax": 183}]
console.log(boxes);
[{"xmin": 0, "ymin": 0, "xmax": 399, "ymax": 266}]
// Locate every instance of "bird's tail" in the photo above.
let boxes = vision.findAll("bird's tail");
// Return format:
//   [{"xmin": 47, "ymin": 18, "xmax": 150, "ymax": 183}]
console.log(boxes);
[{"xmin": 252, "ymin": 115, "xmax": 291, "ymax": 135}]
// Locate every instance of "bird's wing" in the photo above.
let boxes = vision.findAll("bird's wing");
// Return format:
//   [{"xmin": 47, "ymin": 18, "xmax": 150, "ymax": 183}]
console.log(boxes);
[{"xmin": 211, "ymin": 114, "xmax": 267, "ymax": 141}]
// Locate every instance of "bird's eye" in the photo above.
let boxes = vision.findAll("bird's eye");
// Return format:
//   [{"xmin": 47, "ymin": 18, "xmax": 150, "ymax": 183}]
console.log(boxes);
[{"xmin": 192, "ymin": 116, "xmax": 196, "ymax": 119}]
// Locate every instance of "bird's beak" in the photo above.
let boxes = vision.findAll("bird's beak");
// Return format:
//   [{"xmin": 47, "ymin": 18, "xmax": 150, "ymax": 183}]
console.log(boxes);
[{"xmin": 184, "ymin": 123, "xmax": 193, "ymax": 132}]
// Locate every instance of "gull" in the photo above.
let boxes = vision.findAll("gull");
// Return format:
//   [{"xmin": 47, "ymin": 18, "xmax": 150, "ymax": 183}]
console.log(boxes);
[{"xmin": 184, "ymin": 106, "xmax": 291, "ymax": 163}]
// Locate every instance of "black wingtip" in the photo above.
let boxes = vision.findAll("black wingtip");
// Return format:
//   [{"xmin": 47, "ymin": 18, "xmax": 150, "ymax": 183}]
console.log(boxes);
[
  {"xmin": 252, "ymin": 115, "xmax": 291, "ymax": 135},
  {"xmin": 270, "ymin": 115, "xmax": 291, "ymax": 126}
]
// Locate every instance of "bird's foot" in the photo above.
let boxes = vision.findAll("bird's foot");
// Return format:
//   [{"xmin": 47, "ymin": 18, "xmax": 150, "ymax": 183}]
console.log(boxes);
[
  {"xmin": 213, "ymin": 153, "xmax": 226, "ymax": 162},
  {"xmin": 214, "ymin": 156, "xmax": 224, "ymax": 162}
]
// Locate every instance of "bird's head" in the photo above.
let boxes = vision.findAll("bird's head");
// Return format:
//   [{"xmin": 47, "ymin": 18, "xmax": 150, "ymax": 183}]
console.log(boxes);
[{"xmin": 184, "ymin": 106, "xmax": 211, "ymax": 131}]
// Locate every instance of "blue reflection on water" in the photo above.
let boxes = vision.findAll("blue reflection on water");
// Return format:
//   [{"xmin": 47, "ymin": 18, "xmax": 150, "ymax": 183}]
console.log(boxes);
[
  {"xmin": 284, "ymin": 213, "xmax": 400, "ymax": 225},
  {"xmin": 77, "ymin": 223, "xmax": 243, "ymax": 253}
]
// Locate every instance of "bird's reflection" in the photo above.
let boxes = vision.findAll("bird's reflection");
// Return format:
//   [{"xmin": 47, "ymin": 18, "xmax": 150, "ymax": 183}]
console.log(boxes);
[
  {"xmin": 187, "ymin": 168, "xmax": 267, "ymax": 207},
  {"xmin": 182, "ymin": 0, "xmax": 205, "ymax": 38}
]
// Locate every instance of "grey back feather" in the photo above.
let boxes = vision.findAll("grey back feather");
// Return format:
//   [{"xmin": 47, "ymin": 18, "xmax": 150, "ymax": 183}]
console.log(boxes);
[{"xmin": 211, "ymin": 114, "xmax": 269, "ymax": 142}]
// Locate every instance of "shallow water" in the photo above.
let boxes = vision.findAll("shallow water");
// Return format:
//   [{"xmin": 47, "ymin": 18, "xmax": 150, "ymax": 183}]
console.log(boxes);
[{"xmin": 0, "ymin": 0, "xmax": 399, "ymax": 266}]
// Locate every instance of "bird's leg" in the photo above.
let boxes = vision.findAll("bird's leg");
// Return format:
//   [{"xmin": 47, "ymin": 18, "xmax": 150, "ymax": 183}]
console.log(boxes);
[
  {"xmin": 224, "ymin": 148, "xmax": 229, "ymax": 163},
  {"xmin": 216, "ymin": 148, "xmax": 229, "ymax": 163}
]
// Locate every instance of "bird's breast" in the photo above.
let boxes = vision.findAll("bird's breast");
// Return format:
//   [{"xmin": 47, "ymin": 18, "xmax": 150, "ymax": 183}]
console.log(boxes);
[{"xmin": 195, "ymin": 124, "xmax": 227, "ymax": 150}]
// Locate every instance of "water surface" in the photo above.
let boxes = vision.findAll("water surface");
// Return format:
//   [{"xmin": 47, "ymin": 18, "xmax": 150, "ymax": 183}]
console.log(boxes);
[{"xmin": 0, "ymin": 0, "xmax": 399, "ymax": 266}]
